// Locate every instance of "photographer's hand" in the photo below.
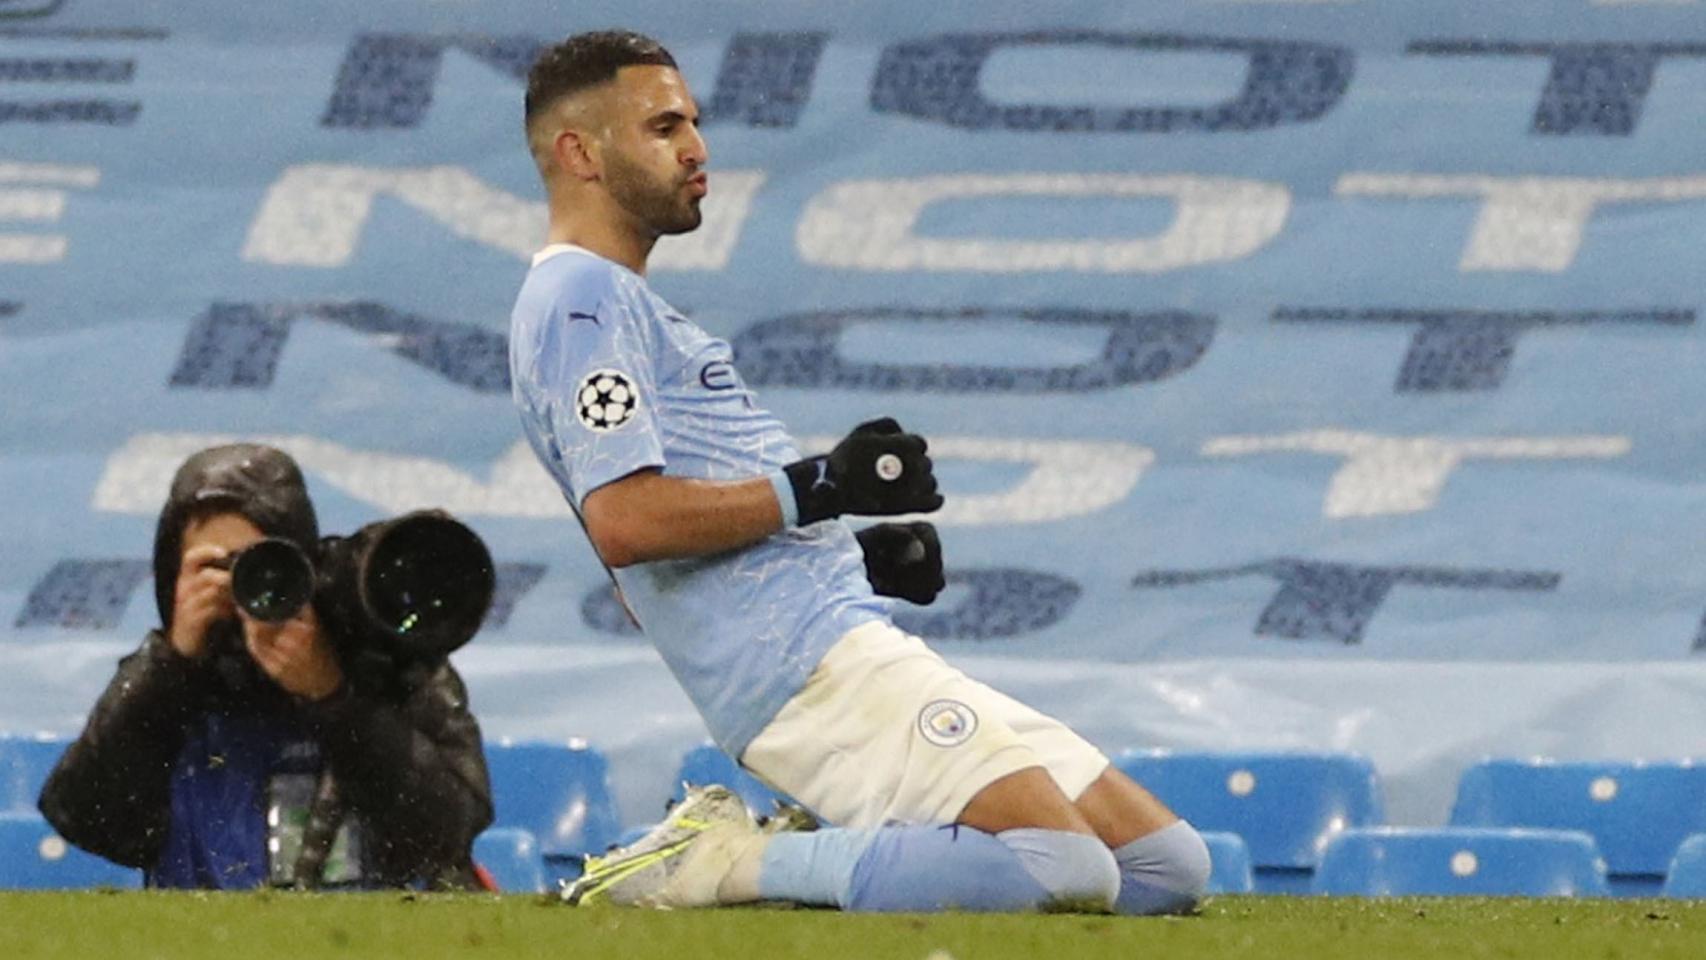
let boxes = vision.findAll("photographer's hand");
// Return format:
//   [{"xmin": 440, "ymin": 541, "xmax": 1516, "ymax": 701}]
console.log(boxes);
[
  {"xmin": 243, "ymin": 605, "xmax": 344, "ymax": 702},
  {"xmin": 168, "ymin": 544, "xmax": 236, "ymax": 659}
]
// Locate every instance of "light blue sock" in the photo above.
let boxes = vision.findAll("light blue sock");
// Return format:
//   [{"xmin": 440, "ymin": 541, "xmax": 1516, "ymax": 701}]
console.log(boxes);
[
  {"xmin": 760, "ymin": 824, "xmax": 1052, "ymax": 912},
  {"xmin": 1112, "ymin": 820, "xmax": 1212, "ymax": 915},
  {"xmin": 756, "ymin": 827, "xmax": 878, "ymax": 906},
  {"xmin": 759, "ymin": 824, "xmax": 1120, "ymax": 913}
]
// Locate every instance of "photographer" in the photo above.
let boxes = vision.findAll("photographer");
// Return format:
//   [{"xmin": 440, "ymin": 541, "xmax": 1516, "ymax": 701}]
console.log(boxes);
[{"xmin": 38, "ymin": 444, "xmax": 494, "ymax": 890}]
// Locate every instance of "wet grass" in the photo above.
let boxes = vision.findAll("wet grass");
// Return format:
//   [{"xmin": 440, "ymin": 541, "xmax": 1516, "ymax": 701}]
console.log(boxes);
[{"xmin": 4, "ymin": 891, "xmax": 1706, "ymax": 960}]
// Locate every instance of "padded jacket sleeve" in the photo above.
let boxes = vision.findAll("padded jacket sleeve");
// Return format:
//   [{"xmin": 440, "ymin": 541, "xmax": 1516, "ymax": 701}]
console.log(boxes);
[
  {"xmin": 301, "ymin": 659, "xmax": 494, "ymax": 887},
  {"xmin": 36, "ymin": 631, "xmax": 210, "ymax": 869}
]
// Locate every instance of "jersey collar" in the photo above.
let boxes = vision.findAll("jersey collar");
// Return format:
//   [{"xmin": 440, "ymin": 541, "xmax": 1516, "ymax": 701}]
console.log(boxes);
[{"xmin": 531, "ymin": 243, "xmax": 601, "ymax": 267}]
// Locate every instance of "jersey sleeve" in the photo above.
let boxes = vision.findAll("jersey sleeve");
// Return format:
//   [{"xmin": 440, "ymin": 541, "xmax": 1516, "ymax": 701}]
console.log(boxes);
[{"xmin": 529, "ymin": 284, "xmax": 667, "ymax": 508}]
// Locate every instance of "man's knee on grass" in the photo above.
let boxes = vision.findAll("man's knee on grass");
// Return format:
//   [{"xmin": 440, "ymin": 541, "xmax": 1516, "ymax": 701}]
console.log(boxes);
[
  {"xmin": 998, "ymin": 828, "xmax": 1121, "ymax": 913},
  {"xmin": 1112, "ymin": 821, "xmax": 1211, "ymax": 916}
]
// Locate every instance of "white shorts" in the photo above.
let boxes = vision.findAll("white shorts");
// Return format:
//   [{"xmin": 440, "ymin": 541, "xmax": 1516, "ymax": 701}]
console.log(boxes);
[{"xmin": 739, "ymin": 620, "xmax": 1110, "ymax": 829}]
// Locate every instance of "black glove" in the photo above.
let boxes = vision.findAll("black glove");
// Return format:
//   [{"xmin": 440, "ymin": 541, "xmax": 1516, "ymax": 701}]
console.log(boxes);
[
  {"xmin": 782, "ymin": 418, "xmax": 944, "ymax": 526},
  {"xmin": 856, "ymin": 521, "xmax": 945, "ymax": 605}
]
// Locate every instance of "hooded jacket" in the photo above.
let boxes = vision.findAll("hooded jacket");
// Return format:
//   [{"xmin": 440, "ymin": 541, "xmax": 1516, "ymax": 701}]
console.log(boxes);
[{"xmin": 38, "ymin": 444, "xmax": 494, "ymax": 889}]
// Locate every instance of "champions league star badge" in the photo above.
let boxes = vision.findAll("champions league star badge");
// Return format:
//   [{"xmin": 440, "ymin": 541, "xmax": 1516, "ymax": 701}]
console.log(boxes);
[
  {"xmin": 918, "ymin": 699, "xmax": 978, "ymax": 747},
  {"xmin": 576, "ymin": 369, "xmax": 639, "ymax": 432}
]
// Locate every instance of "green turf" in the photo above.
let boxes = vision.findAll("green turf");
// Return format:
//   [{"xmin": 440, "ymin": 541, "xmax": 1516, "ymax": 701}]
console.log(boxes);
[{"xmin": 4, "ymin": 892, "xmax": 1706, "ymax": 960}]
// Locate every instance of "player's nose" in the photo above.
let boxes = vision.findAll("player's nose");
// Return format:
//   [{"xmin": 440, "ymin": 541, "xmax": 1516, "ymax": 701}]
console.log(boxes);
[{"xmin": 680, "ymin": 124, "xmax": 708, "ymax": 167}]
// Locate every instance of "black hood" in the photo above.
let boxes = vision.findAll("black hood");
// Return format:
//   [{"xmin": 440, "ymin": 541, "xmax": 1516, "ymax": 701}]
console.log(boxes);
[{"xmin": 152, "ymin": 444, "xmax": 319, "ymax": 628}]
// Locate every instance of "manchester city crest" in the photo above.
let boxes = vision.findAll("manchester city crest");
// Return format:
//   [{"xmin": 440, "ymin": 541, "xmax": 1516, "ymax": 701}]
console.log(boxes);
[{"xmin": 917, "ymin": 699, "xmax": 979, "ymax": 747}]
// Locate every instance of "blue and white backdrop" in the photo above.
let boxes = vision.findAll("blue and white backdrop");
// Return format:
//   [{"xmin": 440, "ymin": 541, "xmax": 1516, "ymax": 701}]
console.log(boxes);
[{"xmin": 3, "ymin": 0, "xmax": 1706, "ymax": 826}]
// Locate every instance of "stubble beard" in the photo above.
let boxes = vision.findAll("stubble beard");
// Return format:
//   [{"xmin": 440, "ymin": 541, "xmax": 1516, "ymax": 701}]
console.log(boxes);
[{"xmin": 604, "ymin": 148, "xmax": 703, "ymax": 237}]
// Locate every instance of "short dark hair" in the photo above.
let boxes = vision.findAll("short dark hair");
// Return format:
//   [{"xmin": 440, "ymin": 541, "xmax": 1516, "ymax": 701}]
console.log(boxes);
[{"xmin": 524, "ymin": 30, "xmax": 678, "ymax": 127}]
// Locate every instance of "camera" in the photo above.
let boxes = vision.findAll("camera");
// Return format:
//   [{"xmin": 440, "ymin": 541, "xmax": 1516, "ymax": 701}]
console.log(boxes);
[{"xmin": 227, "ymin": 510, "xmax": 496, "ymax": 661}]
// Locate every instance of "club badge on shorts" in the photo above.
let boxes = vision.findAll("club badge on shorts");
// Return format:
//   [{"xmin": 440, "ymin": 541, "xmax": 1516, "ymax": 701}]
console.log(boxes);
[
  {"xmin": 576, "ymin": 369, "xmax": 638, "ymax": 432},
  {"xmin": 918, "ymin": 699, "xmax": 978, "ymax": 747}
]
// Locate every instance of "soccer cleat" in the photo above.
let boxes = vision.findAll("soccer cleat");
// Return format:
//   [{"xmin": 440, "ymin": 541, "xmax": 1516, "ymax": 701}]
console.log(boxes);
[{"xmin": 561, "ymin": 784, "xmax": 762, "ymax": 908}]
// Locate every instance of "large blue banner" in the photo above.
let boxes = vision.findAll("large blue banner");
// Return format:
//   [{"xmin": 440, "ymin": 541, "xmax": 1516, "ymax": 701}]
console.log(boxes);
[{"xmin": 3, "ymin": 0, "xmax": 1706, "ymax": 825}]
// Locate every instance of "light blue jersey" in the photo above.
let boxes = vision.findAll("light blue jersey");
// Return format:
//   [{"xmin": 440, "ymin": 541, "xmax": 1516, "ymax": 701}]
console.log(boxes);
[{"xmin": 509, "ymin": 244, "xmax": 890, "ymax": 755}]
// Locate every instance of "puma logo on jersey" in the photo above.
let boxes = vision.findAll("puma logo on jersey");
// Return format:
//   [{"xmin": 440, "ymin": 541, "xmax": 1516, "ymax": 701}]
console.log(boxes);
[{"xmin": 809, "ymin": 459, "xmax": 834, "ymax": 493}]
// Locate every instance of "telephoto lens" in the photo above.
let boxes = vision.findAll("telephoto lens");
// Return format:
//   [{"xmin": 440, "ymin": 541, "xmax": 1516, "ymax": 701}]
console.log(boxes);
[
  {"xmin": 229, "ymin": 538, "xmax": 316, "ymax": 623},
  {"xmin": 319, "ymin": 510, "xmax": 496, "ymax": 660},
  {"xmin": 227, "ymin": 511, "xmax": 495, "ymax": 660}
]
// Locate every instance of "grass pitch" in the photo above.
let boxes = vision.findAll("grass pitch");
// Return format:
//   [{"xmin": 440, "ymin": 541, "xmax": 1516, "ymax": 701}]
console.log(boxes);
[{"xmin": 4, "ymin": 892, "xmax": 1706, "ymax": 960}]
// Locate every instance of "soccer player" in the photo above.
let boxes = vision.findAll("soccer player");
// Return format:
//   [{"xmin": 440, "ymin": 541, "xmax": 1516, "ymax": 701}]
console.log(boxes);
[{"xmin": 509, "ymin": 30, "xmax": 1210, "ymax": 914}]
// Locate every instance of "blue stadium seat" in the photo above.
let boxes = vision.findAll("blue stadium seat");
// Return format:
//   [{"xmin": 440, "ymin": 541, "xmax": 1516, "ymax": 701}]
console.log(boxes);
[
  {"xmin": 483, "ymin": 739, "xmax": 621, "ymax": 879},
  {"xmin": 1200, "ymin": 830, "xmax": 1255, "ymax": 894},
  {"xmin": 1449, "ymin": 759, "xmax": 1706, "ymax": 896},
  {"xmin": 0, "ymin": 734, "xmax": 69, "ymax": 812},
  {"xmin": 1313, "ymin": 827, "xmax": 1611, "ymax": 897},
  {"xmin": 0, "ymin": 812, "xmax": 141, "ymax": 890},
  {"xmin": 1661, "ymin": 833, "xmax": 1706, "ymax": 898},
  {"xmin": 473, "ymin": 827, "xmax": 547, "ymax": 894},
  {"xmin": 671, "ymin": 742, "xmax": 798, "ymax": 818},
  {"xmin": 1115, "ymin": 750, "xmax": 1385, "ymax": 893}
]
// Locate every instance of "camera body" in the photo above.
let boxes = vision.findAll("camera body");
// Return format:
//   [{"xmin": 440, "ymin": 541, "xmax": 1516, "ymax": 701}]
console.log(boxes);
[{"xmin": 228, "ymin": 510, "xmax": 495, "ymax": 662}]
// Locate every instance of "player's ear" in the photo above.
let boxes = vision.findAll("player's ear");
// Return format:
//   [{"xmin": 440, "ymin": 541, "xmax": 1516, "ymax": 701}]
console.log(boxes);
[{"xmin": 555, "ymin": 128, "xmax": 600, "ymax": 182}]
